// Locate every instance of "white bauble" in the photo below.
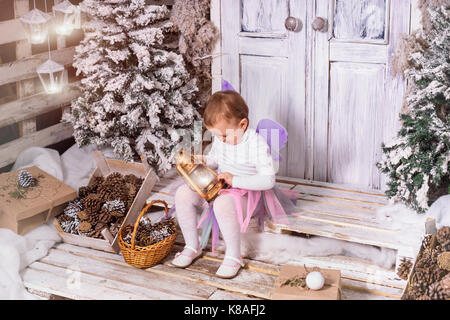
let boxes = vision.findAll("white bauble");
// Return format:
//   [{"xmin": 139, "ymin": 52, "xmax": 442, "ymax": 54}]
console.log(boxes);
[{"xmin": 305, "ymin": 271, "xmax": 325, "ymax": 290}]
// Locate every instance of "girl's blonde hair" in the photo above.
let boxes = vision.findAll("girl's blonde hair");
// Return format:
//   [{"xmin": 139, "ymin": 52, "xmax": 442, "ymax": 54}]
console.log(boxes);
[{"xmin": 203, "ymin": 90, "xmax": 249, "ymax": 127}]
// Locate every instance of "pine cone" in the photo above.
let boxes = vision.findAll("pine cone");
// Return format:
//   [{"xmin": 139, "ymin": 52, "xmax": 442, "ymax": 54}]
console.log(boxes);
[
  {"xmin": 102, "ymin": 200, "xmax": 126, "ymax": 215},
  {"xmin": 94, "ymin": 222, "xmax": 108, "ymax": 232},
  {"xmin": 98, "ymin": 210, "xmax": 114, "ymax": 224},
  {"xmin": 60, "ymin": 218, "xmax": 80, "ymax": 234},
  {"xmin": 415, "ymin": 250, "xmax": 437, "ymax": 269},
  {"xmin": 124, "ymin": 174, "xmax": 139, "ymax": 186},
  {"xmin": 78, "ymin": 221, "xmax": 92, "ymax": 234},
  {"xmin": 87, "ymin": 212, "xmax": 100, "ymax": 225},
  {"xmin": 18, "ymin": 170, "xmax": 36, "ymax": 188},
  {"xmin": 437, "ymin": 240, "xmax": 450, "ymax": 253},
  {"xmin": 428, "ymin": 281, "xmax": 447, "ymax": 300},
  {"xmin": 57, "ymin": 213, "xmax": 72, "ymax": 224},
  {"xmin": 77, "ymin": 210, "xmax": 89, "ymax": 221},
  {"xmin": 81, "ymin": 194, "xmax": 102, "ymax": 215},
  {"xmin": 140, "ymin": 235, "xmax": 155, "ymax": 246},
  {"xmin": 437, "ymin": 226, "xmax": 450, "ymax": 246},
  {"xmin": 438, "ymin": 252, "xmax": 450, "ymax": 271},
  {"xmin": 78, "ymin": 186, "xmax": 93, "ymax": 199},
  {"xmin": 63, "ymin": 199, "xmax": 83, "ymax": 218},
  {"xmin": 397, "ymin": 258, "xmax": 413, "ymax": 280}
]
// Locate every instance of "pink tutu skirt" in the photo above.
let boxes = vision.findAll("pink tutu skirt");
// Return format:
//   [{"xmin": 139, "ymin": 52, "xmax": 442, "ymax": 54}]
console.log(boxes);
[{"xmin": 196, "ymin": 185, "xmax": 300, "ymax": 254}]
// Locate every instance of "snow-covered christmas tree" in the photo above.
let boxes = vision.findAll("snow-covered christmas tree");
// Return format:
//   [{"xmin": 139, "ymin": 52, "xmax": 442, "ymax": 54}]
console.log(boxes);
[
  {"xmin": 377, "ymin": 4, "xmax": 449, "ymax": 213},
  {"xmin": 63, "ymin": 0, "xmax": 200, "ymax": 175}
]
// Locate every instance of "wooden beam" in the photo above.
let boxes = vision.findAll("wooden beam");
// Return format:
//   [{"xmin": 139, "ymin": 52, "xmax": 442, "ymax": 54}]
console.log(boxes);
[
  {"xmin": 0, "ymin": 82, "xmax": 80, "ymax": 128},
  {"xmin": 0, "ymin": 46, "xmax": 76, "ymax": 87},
  {"xmin": 0, "ymin": 122, "xmax": 74, "ymax": 168},
  {"xmin": 0, "ymin": 19, "xmax": 27, "ymax": 46},
  {"xmin": 15, "ymin": 0, "xmax": 36, "ymax": 137}
]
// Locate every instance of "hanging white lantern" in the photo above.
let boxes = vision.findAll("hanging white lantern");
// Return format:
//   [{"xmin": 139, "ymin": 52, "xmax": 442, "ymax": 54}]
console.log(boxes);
[
  {"xmin": 37, "ymin": 59, "xmax": 65, "ymax": 94},
  {"xmin": 19, "ymin": 8, "xmax": 52, "ymax": 44},
  {"xmin": 52, "ymin": 0, "xmax": 81, "ymax": 36}
]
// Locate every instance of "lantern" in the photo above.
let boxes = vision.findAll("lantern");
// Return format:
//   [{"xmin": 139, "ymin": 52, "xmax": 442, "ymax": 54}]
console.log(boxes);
[
  {"xmin": 19, "ymin": 8, "xmax": 52, "ymax": 44},
  {"xmin": 36, "ymin": 59, "xmax": 65, "ymax": 94},
  {"xmin": 52, "ymin": 0, "xmax": 80, "ymax": 36},
  {"xmin": 175, "ymin": 150, "xmax": 227, "ymax": 202}
]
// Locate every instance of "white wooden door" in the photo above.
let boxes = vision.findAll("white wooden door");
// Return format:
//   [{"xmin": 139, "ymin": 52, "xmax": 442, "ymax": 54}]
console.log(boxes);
[
  {"xmin": 312, "ymin": 0, "xmax": 409, "ymax": 190},
  {"xmin": 220, "ymin": 0, "xmax": 307, "ymax": 177},
  {"xmin": 219, "ymin": 0, "xmax": 409, "ymax": 190}
]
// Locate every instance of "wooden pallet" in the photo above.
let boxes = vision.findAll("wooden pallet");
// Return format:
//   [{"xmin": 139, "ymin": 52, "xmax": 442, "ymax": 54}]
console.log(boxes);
[
  {"xmin": 22, "ymin": 242, "xmax": 402, "ymax": 300},
  {"xmin": 148, "ymin": 174, "xmax": 424, "ymax": 272},
  {"xmin": 22, "ymin": 174, "xmax": 422, "ymax": 300}
]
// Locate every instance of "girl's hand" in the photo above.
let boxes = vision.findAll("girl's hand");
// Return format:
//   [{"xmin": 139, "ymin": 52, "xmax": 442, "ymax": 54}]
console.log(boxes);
[
  {"xmin": 217, "ymin": 172, "xmax": 233, "ymax": 185},
  {"xmin": 194, "ymin": 154, "xmax": 205, "ymax": 164}
]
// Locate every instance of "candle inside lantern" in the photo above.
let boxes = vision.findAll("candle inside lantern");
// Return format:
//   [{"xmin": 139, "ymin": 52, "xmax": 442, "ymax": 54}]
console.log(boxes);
[
  {"xmin": 189, "ymin": 165, "xmax": 217, "ymax": 190},
  {"xmin": 55, "ymin": 24, "xmax": 72, "ymax": 36},
  {"xmin": 31, "ymin": 32, "xmax": 46, "ymax": 43}
]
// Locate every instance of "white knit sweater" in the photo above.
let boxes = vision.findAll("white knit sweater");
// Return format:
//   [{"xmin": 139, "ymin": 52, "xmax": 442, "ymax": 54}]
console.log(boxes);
[{"xmin": 204, "ymin": 127, "xmax": 276, "ymax": 190}]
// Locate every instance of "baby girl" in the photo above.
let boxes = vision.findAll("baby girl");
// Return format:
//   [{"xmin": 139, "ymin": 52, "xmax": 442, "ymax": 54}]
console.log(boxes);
[{"xmin": 171, "ymin": 90, "xmax": 279, "ymax": 279}]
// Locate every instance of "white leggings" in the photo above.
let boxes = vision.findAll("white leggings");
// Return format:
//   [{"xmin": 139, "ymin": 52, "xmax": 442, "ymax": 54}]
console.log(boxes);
[{"xmin": 174, "ymin": 184, "xmax": 247, "ymax": 259}]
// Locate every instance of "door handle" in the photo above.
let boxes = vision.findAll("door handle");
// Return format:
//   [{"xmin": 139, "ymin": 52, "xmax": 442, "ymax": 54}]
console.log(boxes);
[
  {"xmin": 312, "ymin": 17, "xmax": 328, "ymax": 32},
  {"xmin": 285, "ymin": 16, "xmax": 302, "ymax": 32}
]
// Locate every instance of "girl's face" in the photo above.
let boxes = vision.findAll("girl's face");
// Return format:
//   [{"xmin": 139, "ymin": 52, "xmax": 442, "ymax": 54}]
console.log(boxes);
[{"xmin": 206, "ymin": 118, "xmax": 248, "ymax": 145}]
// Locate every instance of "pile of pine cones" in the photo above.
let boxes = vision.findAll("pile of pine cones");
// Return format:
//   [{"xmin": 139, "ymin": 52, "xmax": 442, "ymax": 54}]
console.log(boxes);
[
  {"xmin": 56, "ymin": 172, "xmax": 143, "ymax": 239},
  {"xmin": 121, "ymin": 213, "xmax": 177, "ymax": 247},
  {"xmin": 401, "ymin": 226, "xmax": 450, "ymax": 300}
]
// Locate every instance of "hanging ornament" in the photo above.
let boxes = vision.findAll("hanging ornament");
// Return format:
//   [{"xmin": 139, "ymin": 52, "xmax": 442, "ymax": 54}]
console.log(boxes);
[
  {"xmin": 19, "ymin": 8, "xmax": 52, "ymax": 44},
  {"xmin": 37, "ymin": 59, "xmax": 65, "ymax": 94},
  {"xmin": 52, "ymin": 0, "xmax": 81, "ymax": 36}
]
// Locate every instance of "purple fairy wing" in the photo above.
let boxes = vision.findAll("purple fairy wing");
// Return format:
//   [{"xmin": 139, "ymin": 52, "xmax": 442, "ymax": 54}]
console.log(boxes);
[
  {"xmin": 256, "ymin": 118, "xmax": 288, "ymax": 162},
  {"xmin": 221, "ymin": 79, "xmax": 236, "ymax": 91}
]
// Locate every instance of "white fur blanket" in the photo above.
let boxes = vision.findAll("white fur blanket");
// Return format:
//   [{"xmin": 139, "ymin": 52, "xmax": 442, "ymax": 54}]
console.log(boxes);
[{"xmin": 0, "ymin": 144, "xmax": 114, "ymax": 299}]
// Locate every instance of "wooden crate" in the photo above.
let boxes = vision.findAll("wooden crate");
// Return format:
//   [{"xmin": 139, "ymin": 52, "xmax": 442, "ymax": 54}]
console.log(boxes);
[
  {"xmin": 400, "ymin": 218, "xmax": 438, "ymax": 299},
  {"xmin": 53, "ymin": 151, "xmax": 158, "ymax": 253}
]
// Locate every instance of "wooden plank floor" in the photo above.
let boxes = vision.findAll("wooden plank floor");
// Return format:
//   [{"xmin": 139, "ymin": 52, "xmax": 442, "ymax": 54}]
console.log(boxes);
[
  {"xmin": 22, "ymin": 242, "xmax": 402, "ymax": 300},
  {"xmin": 22, "ymin": 173, "xmax": 418, "ymax": 300}
]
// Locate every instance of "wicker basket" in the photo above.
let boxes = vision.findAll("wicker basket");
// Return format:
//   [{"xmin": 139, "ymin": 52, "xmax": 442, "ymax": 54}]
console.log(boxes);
[{"xmin": 118, "ymin": 200, "xmax": 177, "ymax": 268}]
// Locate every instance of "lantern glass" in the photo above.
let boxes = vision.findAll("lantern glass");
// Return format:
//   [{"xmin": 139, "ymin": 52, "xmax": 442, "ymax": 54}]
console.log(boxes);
[
  {"xmin": 20, "ymin": 8, "xmax": 52, "ymax": 45},
  {"xmin": 37, "ymin": 59, "xmax": 65, "ymax": 94},
  {"xmin": 53, "ymin": 0, "xmax": 80, "ymax": 36},
  {"xmin": 189, "ymin": 165, "xmax": 217, "ymax": 191}
]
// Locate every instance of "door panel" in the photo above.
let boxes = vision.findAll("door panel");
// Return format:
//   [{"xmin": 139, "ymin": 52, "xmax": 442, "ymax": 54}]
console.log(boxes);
[
  {"xmin": 241, "ymin": 0, "xmax": 289, "ymax": 34},
  {"xmin": 333, "ymin": 0, "xmax": 389, "ymax": 42},
  {"xmin": 328, "ymin": 62, "xmax": 385, "ymax": 187}
]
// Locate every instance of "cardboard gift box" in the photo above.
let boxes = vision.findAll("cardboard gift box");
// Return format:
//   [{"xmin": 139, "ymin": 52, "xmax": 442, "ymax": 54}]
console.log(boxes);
[
  {"xmin": 272, "ymin": 265, "xmax": 342, "ymax": 300},
  {"xmin": 0, "ymin": 166, "xmax": 77, "ymax": 235}
]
